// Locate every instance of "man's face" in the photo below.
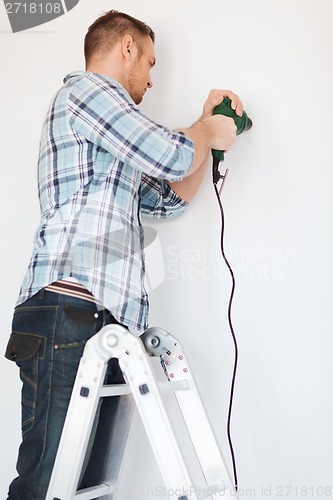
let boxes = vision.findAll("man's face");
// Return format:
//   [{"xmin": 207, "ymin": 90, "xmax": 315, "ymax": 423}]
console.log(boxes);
[{"xmin": 127, "ymin": 36, "xmax": 155, "ymax": 105}]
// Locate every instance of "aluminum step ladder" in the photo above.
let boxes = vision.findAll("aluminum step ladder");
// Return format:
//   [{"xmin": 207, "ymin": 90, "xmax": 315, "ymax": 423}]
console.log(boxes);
[{"xmin": 46, "ymin": 324, "xmax": 238, "ymax": 500}]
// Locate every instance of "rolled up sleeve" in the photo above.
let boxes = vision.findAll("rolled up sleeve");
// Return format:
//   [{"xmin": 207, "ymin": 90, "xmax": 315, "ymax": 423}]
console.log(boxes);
[{"xmin": 140, "ymin": 174, "xmax": 188, "ymax": 218}]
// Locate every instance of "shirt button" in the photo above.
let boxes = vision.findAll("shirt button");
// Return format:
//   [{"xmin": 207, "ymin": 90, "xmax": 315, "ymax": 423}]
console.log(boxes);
[
  {"xmin": 54, "ymin": 344, "xmax": 59, "ymax": 350},
  {"xmin": 94, "ymin": 313, "xmax": 99, "ymax": 319}
]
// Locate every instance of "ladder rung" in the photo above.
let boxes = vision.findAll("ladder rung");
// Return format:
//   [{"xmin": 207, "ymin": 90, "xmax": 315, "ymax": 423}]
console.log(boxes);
[
  {"xmin": 75, "ymin": 483, "xmax": 113, "ymax": 499},
  {"xmin": 159, "ymin": 380, "xmax": 189, "ymax": 393},
  {"xmin": 99, "ymin": 380, "xmax": 189, "ymax": 398},
  {"xmin": 198, "ymin": 482, "xmax": 234, "ymax": 499},
  {"xmin": 100, "ymin": 384, "xmax": 132, "ymax": 397}
]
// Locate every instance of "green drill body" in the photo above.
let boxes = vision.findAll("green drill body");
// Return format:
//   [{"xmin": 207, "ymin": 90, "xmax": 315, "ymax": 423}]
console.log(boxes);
[{"xmin": 212, "ymin": 97, "xmax": 252, "ymax": 162}]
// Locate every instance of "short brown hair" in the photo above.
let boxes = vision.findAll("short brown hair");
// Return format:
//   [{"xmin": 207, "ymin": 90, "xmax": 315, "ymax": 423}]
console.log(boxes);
[{"xmin": 84, "ymin": 10, "xmax": 155, "ymax": 64}]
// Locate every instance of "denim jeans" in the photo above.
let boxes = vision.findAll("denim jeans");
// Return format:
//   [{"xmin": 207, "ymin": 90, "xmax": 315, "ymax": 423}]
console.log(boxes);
[{"xmin": 5, "ymin": 288, "xmax": 125, "ymax": 500}]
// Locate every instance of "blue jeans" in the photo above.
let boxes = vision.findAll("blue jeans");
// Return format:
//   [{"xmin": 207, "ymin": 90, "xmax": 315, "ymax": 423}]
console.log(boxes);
[{"xmin": 5, "ymin": 288, "xmax": 125, "ymax": 500}]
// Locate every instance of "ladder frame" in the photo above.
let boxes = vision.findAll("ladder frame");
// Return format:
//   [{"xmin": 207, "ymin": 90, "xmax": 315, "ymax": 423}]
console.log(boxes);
[{"xmin": 46, "ymin": 324, "xmax": 238, "ymax": 500}]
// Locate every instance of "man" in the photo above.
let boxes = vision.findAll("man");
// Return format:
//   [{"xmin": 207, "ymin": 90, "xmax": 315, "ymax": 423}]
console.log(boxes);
[{"xmin": 5, "ymin": 10, "xmax": 243, "ymax": 499}]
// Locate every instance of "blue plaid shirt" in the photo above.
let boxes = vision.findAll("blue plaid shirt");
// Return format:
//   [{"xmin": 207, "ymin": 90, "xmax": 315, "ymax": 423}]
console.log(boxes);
[{"xmin": 17, "ymin": 71, "xmax": 194, "ymax": 331}]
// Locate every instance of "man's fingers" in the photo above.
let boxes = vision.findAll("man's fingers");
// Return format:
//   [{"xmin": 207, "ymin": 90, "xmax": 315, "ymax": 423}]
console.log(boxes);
[
  {"xmin": 232, "ymin": 98, "xmax": 243, "ymax": 117},
  {"xmin": 223, "ymin": 91, "xmax": 243, "ymax": 117},
  {"xmin": 202, "ymin": 89, "xmax": 244, "ymax": 121},
  {"xmin": 210, "ymin": 89, "xmax": 243, "ymax": 117}
]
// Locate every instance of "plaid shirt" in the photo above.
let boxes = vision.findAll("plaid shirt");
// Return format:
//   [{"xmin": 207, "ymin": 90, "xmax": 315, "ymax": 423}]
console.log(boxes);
[{"xmin": 17, "ymin": 71, "xmax": 194, "ymax": 331}]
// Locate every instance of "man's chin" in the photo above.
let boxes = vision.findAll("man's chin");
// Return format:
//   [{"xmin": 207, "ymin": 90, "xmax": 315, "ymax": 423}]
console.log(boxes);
[
  {"xmin": 130, "ymin": 90, "xmax": 144, "ymax": 105},
  {"xmin": 134, "ymin": 96, "xmax": 143, "ymax": 105}
]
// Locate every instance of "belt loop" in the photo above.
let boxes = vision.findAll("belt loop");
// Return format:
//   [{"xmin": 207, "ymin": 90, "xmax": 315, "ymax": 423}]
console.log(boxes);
[{"xmin": 38, "ymin": 288, "xmax": 45, "ymax": 300}]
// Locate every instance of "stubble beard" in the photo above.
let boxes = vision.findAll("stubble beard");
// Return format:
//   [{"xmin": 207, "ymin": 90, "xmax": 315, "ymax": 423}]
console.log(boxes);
[{"xmin": 127, "ymin": 65, "xmax": 143, "ymax": 105}]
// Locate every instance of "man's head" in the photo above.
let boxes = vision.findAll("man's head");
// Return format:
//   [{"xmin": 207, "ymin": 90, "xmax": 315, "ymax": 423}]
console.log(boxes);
[{"xmin": 84, "ymin": 10, "xmax": 156, "ymax": 104}]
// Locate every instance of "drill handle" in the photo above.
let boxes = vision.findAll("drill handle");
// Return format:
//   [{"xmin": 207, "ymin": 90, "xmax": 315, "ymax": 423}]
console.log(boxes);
[
  {"xmin": 212, "ymin": 156, "xmax": 223, "ymax": 184},
  {"xmin": 212, "ymin": 148, "xmax": 225, "ymax": 163}
]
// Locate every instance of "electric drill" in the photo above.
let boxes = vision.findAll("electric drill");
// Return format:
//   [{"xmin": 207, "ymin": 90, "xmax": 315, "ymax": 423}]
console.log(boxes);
[{"xmin": 212, "ymin": 97, "xmax": 252, "ymax": 184}]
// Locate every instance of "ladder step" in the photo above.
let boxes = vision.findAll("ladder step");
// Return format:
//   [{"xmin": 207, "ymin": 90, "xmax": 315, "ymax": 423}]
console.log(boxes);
[
  {"xmin": 100, "ymin": 380, "xmax": 189, "ymax": 398},
  {"xmin": 198, "ymin": 483, "xmax": 234, "ymax": 499},
  {"xmin": 100, "ymin": 384, "xmax": 132, "ymax": 397},
  {"xmin": 158, "ymin": 380, "xmax": 189, "ymax": 393},
  {"xmin": 74, "ymin": 483, "xmax": 113, "ymax": 499}
]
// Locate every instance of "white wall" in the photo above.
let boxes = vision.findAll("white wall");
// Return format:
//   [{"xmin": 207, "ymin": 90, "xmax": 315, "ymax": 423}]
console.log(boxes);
[{"xmin": 1, "ymin": 0, "xmax": 333, "ymax": 498}]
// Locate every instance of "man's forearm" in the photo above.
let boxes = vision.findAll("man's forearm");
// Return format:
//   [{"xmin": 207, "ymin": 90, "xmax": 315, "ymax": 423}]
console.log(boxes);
[
  {"xmin": 178, "ymin": 121, "xmax": 214, "ymax": 177},
  {"xmin": 167, "ymin": 151, "xmax": 210, "ymax": 203}
]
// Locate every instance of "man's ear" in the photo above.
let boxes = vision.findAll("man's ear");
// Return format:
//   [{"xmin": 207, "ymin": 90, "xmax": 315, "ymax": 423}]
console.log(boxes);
[{"xmin": 122, "ymin": 34, "xmax": 134, "ymax": 61}]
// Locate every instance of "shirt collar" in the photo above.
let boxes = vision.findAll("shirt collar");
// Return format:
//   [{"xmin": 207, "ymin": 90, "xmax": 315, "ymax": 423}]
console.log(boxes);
[{"xmin": 62, "ymin": 71, "xmax": 134, "ymax": 105}]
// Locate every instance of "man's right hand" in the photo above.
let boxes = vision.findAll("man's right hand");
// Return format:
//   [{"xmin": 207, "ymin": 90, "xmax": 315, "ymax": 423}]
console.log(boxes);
[{"xmin": 201, "ymin": 114, "xmax": 237, "ymax": 153}]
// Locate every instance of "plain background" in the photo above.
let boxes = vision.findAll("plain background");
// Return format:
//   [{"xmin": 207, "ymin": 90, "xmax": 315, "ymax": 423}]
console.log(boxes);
[{"xmin": 1, "ymin": 1, "xmax": 333, "ymax": 499}]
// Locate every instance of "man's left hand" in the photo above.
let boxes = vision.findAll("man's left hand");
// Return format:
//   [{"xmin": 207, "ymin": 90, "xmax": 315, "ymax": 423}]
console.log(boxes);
[{"xmin": 200, "ymin": 89, "xmax": 243, "ymax": 120}]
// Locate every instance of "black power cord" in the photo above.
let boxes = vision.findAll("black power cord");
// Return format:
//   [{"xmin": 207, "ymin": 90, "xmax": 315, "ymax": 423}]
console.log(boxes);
[{"xmin": 213, "ymin": 158, "xmax": 239, "ymax": 492}]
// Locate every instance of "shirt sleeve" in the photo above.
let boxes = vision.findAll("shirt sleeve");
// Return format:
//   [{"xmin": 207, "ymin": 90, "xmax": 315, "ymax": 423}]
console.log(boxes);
[
  {"xmin": 68, "ymin": 73, "xmax": 194, "ymax": 182},
  {"xmin": 140, "ymin": 174, "xmax": 188, "ymax": 218}
]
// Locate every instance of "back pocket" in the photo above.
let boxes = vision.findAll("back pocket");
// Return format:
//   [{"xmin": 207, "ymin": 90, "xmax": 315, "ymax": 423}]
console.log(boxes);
[{"xmin": 5, "ymin": 332, "xmax": 43, "ymax": 435}]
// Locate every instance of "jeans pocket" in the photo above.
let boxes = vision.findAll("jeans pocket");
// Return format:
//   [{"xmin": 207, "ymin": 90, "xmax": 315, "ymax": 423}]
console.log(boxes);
[
  {"xmin": 59, "ymin": 304, "xmax": 99, "ymax": 348},
  {"xmin": 5, "ymin": 332, "xmax": 42, "ymax": 362},
  {"xmin": 5, "ymin": 332, "xmax": 43, "ymax": 435},
  {"xmin": 52, "ymin": 304, "xmax": 101, "ymax": 389}
]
